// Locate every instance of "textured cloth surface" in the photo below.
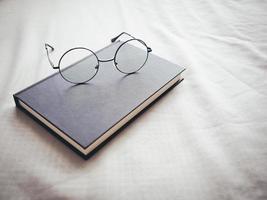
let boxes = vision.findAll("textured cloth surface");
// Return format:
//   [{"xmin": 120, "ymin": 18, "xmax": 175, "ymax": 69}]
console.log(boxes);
[{"xmin": 0, "ymin": 1, "xmax": 267, "ymax": 199}]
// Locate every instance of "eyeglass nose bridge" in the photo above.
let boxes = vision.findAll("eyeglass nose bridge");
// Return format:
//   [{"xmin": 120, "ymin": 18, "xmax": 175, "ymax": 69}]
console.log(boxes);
[{"xmin": 98, "ymin": 58, "xmax": 115, "ymax": 63}]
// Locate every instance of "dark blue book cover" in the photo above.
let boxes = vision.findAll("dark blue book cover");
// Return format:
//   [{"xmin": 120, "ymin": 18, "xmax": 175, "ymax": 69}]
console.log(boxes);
[{"xmin": 13, "ymin": 41, "xmax": 185, "ymax": 159}]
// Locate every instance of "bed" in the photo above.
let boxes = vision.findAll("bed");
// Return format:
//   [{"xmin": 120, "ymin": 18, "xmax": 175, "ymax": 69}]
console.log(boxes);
[{"xmin": 0, "ymin": 0, "xmax": 266, "ymax": 199}]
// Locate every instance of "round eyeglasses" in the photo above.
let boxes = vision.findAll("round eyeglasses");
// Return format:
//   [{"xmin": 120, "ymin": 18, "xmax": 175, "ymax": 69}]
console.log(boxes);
[{"xmin": 45, "ymin": 32, "xmax": 152, "ymax": 84}]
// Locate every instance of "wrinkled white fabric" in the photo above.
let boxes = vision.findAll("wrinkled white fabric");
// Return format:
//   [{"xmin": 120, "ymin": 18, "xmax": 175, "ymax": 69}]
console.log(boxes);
[{"xmin": 0, "ymin": 0, "xmax": 267, "ymax": 199}]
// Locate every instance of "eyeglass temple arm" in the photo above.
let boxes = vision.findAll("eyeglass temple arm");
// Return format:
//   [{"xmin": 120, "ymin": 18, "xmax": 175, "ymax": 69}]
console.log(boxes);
[
  {"xmin": 111, "ymin": 32, "xmax": 152, "ymax": 52},
  {"xmin": 111, "ymin": 32, "xmax": 136, "ymax": 43},
  {"xmin": 45, "ymin": 43, "xmax": 59, "ymax": 69}
]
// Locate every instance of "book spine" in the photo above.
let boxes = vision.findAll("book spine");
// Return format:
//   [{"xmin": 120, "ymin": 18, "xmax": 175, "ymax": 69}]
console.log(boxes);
[{"xmin": 13, "ymin": 94, "xmax": 19, "ymax": 107}]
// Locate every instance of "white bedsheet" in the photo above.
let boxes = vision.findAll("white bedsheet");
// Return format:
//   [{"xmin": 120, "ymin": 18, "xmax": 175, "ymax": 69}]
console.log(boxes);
[{"xmin": 0, "ymin": 0, "xmax": 267, "ymax": 199}]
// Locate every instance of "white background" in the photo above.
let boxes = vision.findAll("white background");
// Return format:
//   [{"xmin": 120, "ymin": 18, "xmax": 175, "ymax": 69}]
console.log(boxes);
[{"xmin": 0, "ymin": 0, "xmax": 267, "ymax": 199}]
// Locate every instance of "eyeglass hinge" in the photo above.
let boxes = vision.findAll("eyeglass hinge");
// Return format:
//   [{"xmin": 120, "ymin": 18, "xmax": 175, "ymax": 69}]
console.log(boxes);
[
  {"xmin": 45, "ymin": 43, "xmax": 54, "ymax": 51},
  {"xmin": 147, "ymin": 47, "xmax": 152, "ymax": 52}
]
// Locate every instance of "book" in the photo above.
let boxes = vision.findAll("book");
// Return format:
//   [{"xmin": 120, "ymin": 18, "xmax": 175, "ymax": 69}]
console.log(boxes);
[{"xmin": 13, "ymin": 41, "xmax": 185, "ymax": 159}]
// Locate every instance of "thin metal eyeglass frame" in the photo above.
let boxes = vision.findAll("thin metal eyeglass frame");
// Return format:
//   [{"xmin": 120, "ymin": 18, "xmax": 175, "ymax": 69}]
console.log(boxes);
[{"xmin": 45, "ymin": 32, "xmax": 152, "ymax": 84}]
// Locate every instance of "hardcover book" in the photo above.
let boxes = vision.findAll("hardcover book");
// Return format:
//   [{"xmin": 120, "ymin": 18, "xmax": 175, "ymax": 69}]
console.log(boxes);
[{"xmin": 13, "ymin": 41, "xmax": 185, "ymax": 159}]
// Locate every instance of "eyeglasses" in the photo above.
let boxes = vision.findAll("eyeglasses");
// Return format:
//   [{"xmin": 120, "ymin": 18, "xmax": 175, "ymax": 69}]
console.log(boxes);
[{"xmin": 45, "ymin": 32, "xmax": 152, "ymax": 84}]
